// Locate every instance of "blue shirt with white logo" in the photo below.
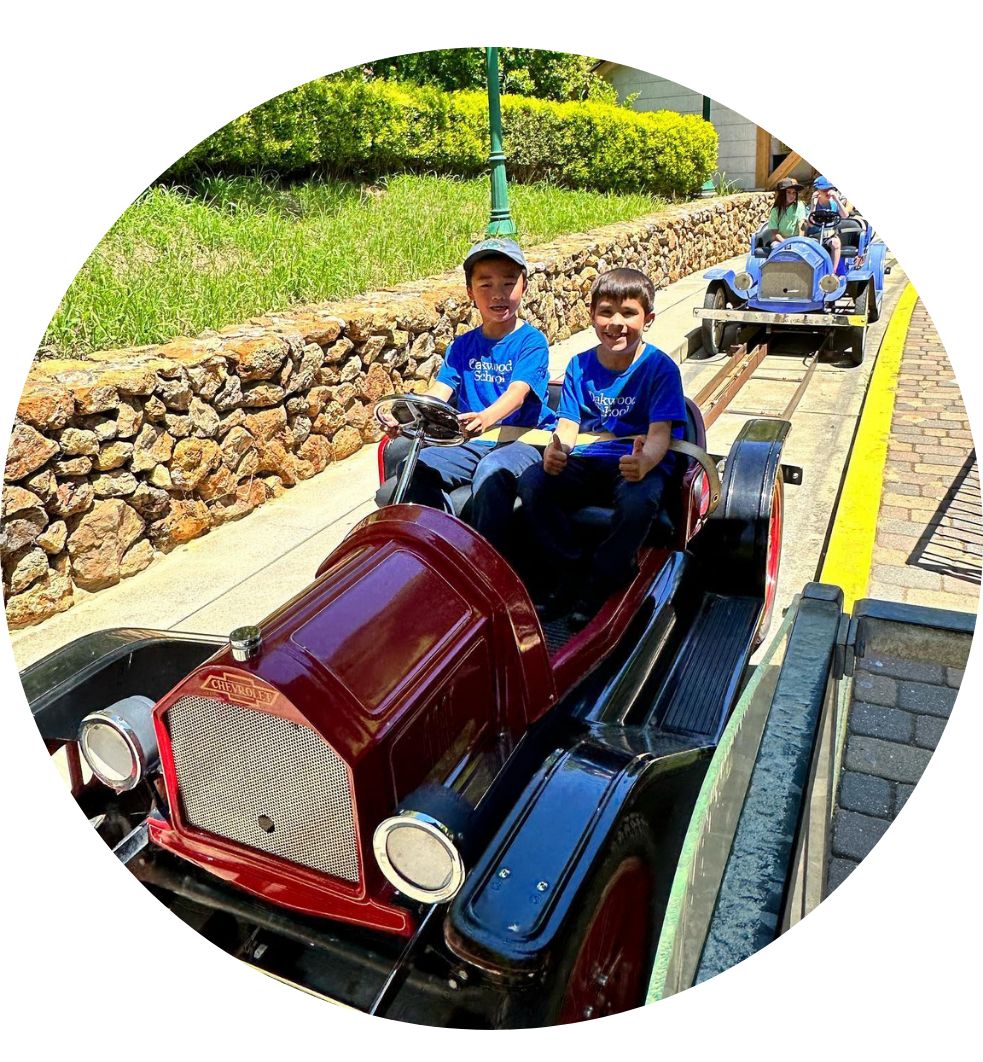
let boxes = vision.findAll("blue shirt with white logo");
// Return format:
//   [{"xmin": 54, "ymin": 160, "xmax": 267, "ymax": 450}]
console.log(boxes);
[
  {"xmin": 436, "ymin": 321, "xmax": 556, "ymax": 435},
  {"xmin": 559, "ymin": 343, "xmax": 686, "ymax": 462}
]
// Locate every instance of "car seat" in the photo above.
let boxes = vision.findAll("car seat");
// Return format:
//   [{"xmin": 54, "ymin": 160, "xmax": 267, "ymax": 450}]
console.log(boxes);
[{"xmin": 376, "ymin": 390, "xmax": 707, "ymax": 551}]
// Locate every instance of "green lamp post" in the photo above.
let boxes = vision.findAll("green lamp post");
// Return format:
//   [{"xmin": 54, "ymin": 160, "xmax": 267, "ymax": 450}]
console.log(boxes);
[
  {"xmin": 700, "ymin": 95, "xmax": 716, "ymax": 197},
  {"xmin": 485, "ymin": 47, "xmax": 518, "ymax": 237}
]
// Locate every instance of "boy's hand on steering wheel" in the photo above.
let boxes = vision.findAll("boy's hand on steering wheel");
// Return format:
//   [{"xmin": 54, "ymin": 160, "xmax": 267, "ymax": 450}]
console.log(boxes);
[
  {"xmin": 378, "ymin": 407, "xmax": 402, "ymax": 440},
  {"xmin": 457, "ymin": 409, "xmax": 489, "ymax": 439}
]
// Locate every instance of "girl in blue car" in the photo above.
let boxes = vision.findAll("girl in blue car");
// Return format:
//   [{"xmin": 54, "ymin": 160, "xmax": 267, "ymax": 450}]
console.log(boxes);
[{"xmin": 762, "ymin": 177, "xmax": 807, "ymax": 252}]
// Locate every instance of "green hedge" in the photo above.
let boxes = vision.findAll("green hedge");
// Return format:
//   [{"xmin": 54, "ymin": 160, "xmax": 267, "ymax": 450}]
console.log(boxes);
[{"xmin": 169, "ymin": 79, "xmax": 717, "ymax": 197}]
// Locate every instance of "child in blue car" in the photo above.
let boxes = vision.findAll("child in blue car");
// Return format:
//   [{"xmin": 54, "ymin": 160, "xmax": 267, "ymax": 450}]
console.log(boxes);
[
  {"xmin": 517, "ymin": 267, "xmax": 686, "ymax": 627},
  {"xmin": 807, "ymin": 175, "xmax": 850, "ymax": 274},
  {"xmin": 395, "ymin": 238, "xmax": 555, "ymax": 552}
]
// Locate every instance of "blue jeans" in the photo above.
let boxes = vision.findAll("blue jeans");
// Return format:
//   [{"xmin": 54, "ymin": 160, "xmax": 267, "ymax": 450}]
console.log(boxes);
[
  {"xmin": 402, "ymin": 441, "xmax": 542, "ymax": 553},
  {"xmin": 517, "ymin": 455, "xmax": 673, "ymax": 594}
]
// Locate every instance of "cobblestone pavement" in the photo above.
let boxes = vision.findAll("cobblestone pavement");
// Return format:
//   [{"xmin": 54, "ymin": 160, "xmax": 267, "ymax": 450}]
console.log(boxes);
[
  {"xmin": 828, "ymin": 645, "xmax": 972, "ymax": 887},
  {"xmin": 823, "ymin": 299, "xmax": 976, "ymax": 896},
  {"xmin": 869, "ymin": 300, "xmax": 981, "ymax": 611}
]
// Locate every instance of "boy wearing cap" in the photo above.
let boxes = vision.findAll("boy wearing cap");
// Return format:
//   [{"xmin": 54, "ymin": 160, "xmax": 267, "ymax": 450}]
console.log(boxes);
[
  {"xmin": 807, "ymin": 176, "xmax": 850, "ymax": 273},
  {"xmin": 396, "ymin": 238, "xmax": 555, "ymax": 552}
]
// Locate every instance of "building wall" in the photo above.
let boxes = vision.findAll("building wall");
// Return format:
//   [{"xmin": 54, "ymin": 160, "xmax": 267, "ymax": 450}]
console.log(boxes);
[{"xmin": 605, "ymin": 69, "xmax": 759, "ymax": 191}]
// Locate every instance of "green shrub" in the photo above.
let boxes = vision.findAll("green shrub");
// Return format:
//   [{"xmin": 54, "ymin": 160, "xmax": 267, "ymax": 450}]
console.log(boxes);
[{"xmin": 169, "ymin": 79, "xmax": 716, "ymax": 197}]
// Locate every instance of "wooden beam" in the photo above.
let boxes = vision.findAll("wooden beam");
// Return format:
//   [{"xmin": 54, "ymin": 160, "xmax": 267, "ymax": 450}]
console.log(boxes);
[
  {"xmin": 755, "ymin": 126, "xmax": 772, "ymax": 189},
  {"xmin": 766, "ymin": 151, "xmax": 803, "ymax": 189}
]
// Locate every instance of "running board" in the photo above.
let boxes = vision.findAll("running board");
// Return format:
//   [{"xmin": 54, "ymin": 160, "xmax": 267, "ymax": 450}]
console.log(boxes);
[{"xmin": 649, "ymin": 593, "xmax": 762, "ymax": 742}]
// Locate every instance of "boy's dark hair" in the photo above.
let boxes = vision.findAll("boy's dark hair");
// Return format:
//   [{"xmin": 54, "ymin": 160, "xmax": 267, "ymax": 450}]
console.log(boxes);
[
  {"xmin": 589, "ymin": 268, "xmax": 656, "ymax": 315},
  {"xmin": 464, "ymin": 251, "xmax": 528, "ymax": 288}
]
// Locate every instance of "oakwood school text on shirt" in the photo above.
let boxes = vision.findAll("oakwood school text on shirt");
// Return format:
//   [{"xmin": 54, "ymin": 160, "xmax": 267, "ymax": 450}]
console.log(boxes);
[
  {"xmin": 434, "ymin": 321, "xmax": 556, "ymax": 433},
  {"xmin": 558, "ymin": 342, "xmax": 686, "ymax": 462}
]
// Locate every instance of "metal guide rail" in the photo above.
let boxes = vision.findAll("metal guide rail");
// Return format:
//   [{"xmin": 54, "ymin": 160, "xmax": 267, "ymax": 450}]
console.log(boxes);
[{"xmin": 692, "ymin": 336, "xmax": 830, "ymax": 429}]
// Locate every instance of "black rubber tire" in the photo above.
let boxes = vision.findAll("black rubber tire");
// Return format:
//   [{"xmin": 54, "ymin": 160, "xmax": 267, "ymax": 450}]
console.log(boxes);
[
  {"xmin": 700, "ymin": 284, "xmax": 729, "ymax": 357},
  {"xmin": 855, "ymin": 278, "xmax": 879, "ymax": 324},
  {"xmin": 538, "ymin": 814, "xmax": 659, "ymax": 1026},
  {"xmin": 844, "ymin": 323, "xmax": 866, "ymax": 367}
]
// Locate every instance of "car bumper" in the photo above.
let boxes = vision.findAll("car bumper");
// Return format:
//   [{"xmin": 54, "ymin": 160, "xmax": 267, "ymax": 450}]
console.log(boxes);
[
  {"xmin": 694, "ymin": 308, "xmax": 867, "ymax": 328},
  {"xmin": 130, "ymin": 843, "xmax": 532, "ymax": 1026}
]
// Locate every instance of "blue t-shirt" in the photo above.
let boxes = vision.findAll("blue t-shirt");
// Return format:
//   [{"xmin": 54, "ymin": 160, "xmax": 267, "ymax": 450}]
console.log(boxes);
[
  {"xmin": 558, "ymin": 343, "xmax": 686, "ymax": 463},
  {"xmin": 436, "ymin": 322, "xmax": 556, "ymax": 438}
]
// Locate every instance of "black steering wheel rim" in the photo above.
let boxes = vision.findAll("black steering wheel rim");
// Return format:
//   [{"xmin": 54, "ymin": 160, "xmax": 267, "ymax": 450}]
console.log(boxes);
[
  {"xmin": 810, "ymin": 208, "xmax": 840, "ymax": 224},
  {"xmin": 373, "ymin": 392, "xmax": 466, "ymax": 447}
]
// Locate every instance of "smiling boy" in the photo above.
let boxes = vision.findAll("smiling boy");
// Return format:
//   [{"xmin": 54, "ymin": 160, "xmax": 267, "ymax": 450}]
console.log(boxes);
[
  {"xmin": 395, "ymin": 238, "xmax": 555, "ymax": 553},
  {"xmin": 517, "ymin": 267, "xmax": 686, "ymax": 626}
]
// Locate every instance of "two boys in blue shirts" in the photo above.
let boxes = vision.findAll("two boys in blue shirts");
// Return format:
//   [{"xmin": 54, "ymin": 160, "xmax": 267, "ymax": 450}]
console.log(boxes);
[{"xmin": 402, "ymin": 239, "xmax": 685, "ymax": 626}]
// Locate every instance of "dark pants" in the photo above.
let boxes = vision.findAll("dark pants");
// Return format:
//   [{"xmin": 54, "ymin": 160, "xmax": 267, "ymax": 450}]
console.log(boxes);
[
  {"xmin": 517, "ymin": 455, "xmax": 672, "ymax": 596},
  {"xmin": 402, "ymin": 441, "xmax": 541, "ymax": 553}
]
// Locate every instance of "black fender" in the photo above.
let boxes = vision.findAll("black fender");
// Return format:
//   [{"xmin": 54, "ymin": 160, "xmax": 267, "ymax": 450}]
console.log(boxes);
[
  {"xmin": 444, "ymin": 737, "xmax": 708, "ymax": 988},
  {"xmin": 22, "ymin": 628, "xmax": 223, "ymax": 742},
  {"xmin": 692, "ymin": 417, "xmax": 789, "ymax": 599}
]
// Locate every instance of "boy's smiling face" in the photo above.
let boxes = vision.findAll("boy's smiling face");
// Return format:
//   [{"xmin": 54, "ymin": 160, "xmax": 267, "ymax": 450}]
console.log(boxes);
[
  {"xmin": 467, "ymin": 257, "xmax": 527, "ymax": 330},
  {"xmin": 591, "ymin": 295, "xmax": 655, "ymax": 357}
]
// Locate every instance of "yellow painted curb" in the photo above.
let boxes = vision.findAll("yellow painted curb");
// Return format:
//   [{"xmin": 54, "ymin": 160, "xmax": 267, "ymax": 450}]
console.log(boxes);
[{"xmin": 819, "ymin": 283, "xmax": 919, "ymax": 609}]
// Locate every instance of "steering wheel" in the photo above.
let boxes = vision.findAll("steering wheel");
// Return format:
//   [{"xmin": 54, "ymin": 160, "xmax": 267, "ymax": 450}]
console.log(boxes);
[
  {"xmin": 373, "ymin": 392, "xmax": 466, "ymax": 447},
  {"xmin": 810, "ymin": 208, "xmax": 839, "ymax": 224},
  {"xmin": 373, "ymin": 394, "xmax": 467, "ymax": 506}
]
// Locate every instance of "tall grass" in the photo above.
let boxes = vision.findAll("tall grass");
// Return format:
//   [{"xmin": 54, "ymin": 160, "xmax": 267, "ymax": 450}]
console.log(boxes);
[{"xmin": 44, "ymin": 174, "xmax": 663, "ymax": 357}]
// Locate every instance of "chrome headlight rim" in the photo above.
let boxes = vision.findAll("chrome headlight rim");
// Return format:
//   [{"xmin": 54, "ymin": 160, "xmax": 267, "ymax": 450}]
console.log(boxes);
[
  {"xmin": 373, "ymin": 810, "xmax": 466, "ymax": 904},
  {"xmin": 79, "ymin": 711, "xmax": 144, "ymax": 792},
  {"xmin": 733, "ymin": 271, "xmax": 753, "ymax": 292},
  {"xmin": 78, "ymin": 696, "xmax": 158, "ymax": 793},
  {"xmin": 819, "ymin": 274, "xmax": 840, "ymax": 294}
]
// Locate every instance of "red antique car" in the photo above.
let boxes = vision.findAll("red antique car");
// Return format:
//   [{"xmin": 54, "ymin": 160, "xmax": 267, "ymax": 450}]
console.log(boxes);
[{"xmin": 25, "ymin": 391, "xmax": 790, "ymax": 1027}]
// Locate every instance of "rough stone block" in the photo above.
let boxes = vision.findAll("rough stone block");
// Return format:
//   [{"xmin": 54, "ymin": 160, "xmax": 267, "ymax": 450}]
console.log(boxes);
[
  {"xmin": 850, "ymin": 672, "xmax": 898, "ymax": 708},
  {"xmin": 914, "ymin": 714, "xmax": 946, "ymax": 751},
  {"xmin": 832, "ymin": 809, "xmax": 891, "ymax": 862},
  {"xmin": 895, "ymin": 784, "xmax": 915, "ymax": 813},
  {"xmin": 849, "ymin": 703, "xmax": 915, "ymax": 744},
  {"xmin": 946, "ymin": 667, "xmax": 964, "ymax": 688},
  {"xmin": 837, "ymin": 771, "xmax": 892, "ymax": 818},
  {"xmin": 845, "ymin": 735, "xmax": 933, "ymax": 785},
  {"xmin": 826, "ymin": 857, "xmax": 857, "ymax": 893},
  {"xmin": 897, "ymin": 681, "xmax": 958, "ymax": 717},
  {"xmin": 858, "ymin": 653, "xmax": 944, "ymax": 685}
]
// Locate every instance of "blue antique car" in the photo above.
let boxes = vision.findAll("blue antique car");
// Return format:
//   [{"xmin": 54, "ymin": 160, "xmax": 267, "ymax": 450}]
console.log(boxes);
[{"xmin": 695, "ymin": 208, "xmax": 889, "ymax": 365}]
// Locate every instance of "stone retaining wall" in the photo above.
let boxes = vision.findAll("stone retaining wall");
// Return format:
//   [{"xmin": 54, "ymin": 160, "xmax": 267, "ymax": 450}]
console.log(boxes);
[{"xmin": 3, "ymin": 193, "xmax": 769, "ymax": 629}]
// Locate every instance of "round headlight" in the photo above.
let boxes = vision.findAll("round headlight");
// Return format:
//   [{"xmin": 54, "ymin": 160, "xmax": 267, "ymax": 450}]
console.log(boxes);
[
  {"xmin": 373, "ymin": 811, "xmax": 466, "ymax": 903},
  {"xmin": 819, "ymin": 274, "xmax": 840, "ymax": 294},
  {"xmin": 733, "ymin": 271, "xmax": 753, "ymax": 292},
  {"xmin": 78, "ymin": 696, "xmax": 158, "ymax": 792}
]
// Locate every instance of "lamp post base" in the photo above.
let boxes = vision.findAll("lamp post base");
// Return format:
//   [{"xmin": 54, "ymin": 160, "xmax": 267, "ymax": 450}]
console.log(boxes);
[{"xmin": 486, "ymin": 216, "xmax": 519, "ymax": 237}]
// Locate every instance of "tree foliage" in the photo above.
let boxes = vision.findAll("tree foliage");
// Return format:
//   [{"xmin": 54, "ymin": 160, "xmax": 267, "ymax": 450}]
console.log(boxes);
[{"xmin": 335, "ymin": 48, "xmax": 621, "ymax": 106}]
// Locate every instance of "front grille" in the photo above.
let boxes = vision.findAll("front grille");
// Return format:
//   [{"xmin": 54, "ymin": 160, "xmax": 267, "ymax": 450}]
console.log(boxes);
[
  {"xmin": 760, "ymin": 260, "xmax": 814, "ymax": 300},
  {"xmin": 167, "ymin": 695, "xmax": 360, "ymax": 883}
]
